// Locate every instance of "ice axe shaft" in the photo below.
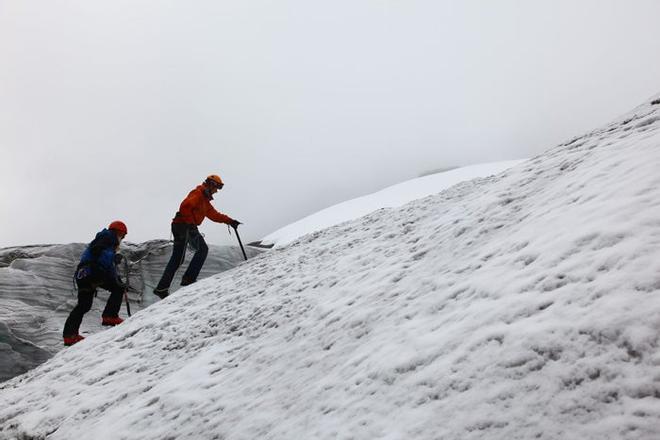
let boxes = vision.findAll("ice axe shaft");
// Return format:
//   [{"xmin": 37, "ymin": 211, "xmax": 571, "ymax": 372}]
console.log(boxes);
[
  {"xmin": 124, "ymin": 290, "xmax": 132, "ymax": 317},
  {"xmin": 116, "ymin": 253, "xmax": 132, "ymax": 317},
  {"xmin": 233, "ymin": 227, "xmax": 248, "ymax": 261}
]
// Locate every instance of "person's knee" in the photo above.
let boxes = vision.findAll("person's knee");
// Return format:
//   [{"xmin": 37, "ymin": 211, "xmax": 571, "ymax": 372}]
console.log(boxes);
[
  {"xmin": 168, "ymin": 246, "xmax": 185, "ymax": 267},
  {"xmin": 196, "ymin": 244, "xmax": 208, "ymax": 261},
  {"xmin": 80, "ymin": 298, "xmax": 93, "ymax": 313},
  {"xmin": 169, "ymin": 254, "xmax": 183, "ymax": 269},
  {"xmin": 77, "ymin": 287, "xmax": 95, "ymax": 312}
]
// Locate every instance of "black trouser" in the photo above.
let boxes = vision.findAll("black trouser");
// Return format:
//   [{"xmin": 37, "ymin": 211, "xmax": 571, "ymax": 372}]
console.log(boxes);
[
  {"xmin": 155, "ymin": 223, "xmax": 208, "ymax": 291},
  {"xmin": 62, "ymin": 276, "xmax": 124, "ymax": 337}
]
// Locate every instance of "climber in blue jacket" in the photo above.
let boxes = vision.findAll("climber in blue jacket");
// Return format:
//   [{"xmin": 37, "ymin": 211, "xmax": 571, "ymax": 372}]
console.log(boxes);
[{"xmin": 62, "ymin": 221, "xmax": 128, "ymax": 346}]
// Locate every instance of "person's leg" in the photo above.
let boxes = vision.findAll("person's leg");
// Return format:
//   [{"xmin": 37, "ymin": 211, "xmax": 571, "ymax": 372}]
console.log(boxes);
[
  {"xmin": 102, "ymin": 284, "xmax": 124, "ymax": 318},
  {"xmin": 181, "ymin": 228, "xmax": 208, "ymax": 286},
  {"xmin": 154, "ymin": 223, "xmax": 189, "ymax": 294},
  {"xmin": 101, "ymin": 282, "xmax": 126, "ymax": 326},
  {"xmin": 63, "ymin": 282, "xmax": 95, "ymax": 337}
]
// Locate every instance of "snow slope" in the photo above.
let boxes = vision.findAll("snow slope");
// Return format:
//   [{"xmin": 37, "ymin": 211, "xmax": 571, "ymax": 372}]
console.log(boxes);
[
  {"xmin": 0, "ymin": 241, "xmax": 262, "ymax": 383},
  {"xmin": 261, "ymin": 160, "xmax": 524, "ymax": 248},
  {"xmin": 2, "ymin": 95, "xmax": 660, "ymax": 439}
]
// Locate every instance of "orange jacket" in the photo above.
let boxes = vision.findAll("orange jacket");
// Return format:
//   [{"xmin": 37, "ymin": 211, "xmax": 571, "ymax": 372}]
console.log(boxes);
[{"xmin": 172, "ymin": 185, "xmax": 232, "ymax": 225}]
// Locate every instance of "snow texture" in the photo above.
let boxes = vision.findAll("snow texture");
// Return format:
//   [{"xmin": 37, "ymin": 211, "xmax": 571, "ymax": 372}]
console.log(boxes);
[
  {"xmin": 261, "ymin": 160, "xmax": 524, "ymax": 248},
  {"xmin": 0, "ymin": 241, "xmax": 262, "ymax": 382},
  {"xmin": 2, "ymin": 95, "xmax": 660, "ymax": 439}
]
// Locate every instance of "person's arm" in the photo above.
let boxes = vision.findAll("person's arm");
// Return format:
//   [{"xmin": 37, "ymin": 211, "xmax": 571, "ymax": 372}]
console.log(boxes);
[
  {"xmin": 95, "ymin": 247, "xmax": 123, "ymax": 288},
  {"xmin": 205, "ymin": 201, "xmax": 232, "ymax": 224}
]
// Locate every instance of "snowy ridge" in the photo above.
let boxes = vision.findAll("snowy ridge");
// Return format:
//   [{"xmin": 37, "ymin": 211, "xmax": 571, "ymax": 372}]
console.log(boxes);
[
  {"xmin": 2, "ymin": 95, "xmax": 660, "ymax": 439},
  {"xmin": 261, "ymin": 160, "xmax": 525, "ymax": 248}
]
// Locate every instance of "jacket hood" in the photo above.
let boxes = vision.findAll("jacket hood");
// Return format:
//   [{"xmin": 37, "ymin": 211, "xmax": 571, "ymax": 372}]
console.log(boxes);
[
  {"xmin": 96, "ymin": 228, "xmax": 119, "ymax": 247},
  {"xmin": 198, "ymin": 184, "xmax": 214, "ymax": 201}
]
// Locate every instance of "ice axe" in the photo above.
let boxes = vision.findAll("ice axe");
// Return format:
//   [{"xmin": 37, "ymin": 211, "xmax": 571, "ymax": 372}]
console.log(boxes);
[
  {"xmin": 114, "ymin": 253, "xmax": 133, "ymax": 317},
  {"xmin": 123, "ymin": 290, "xmax": 132, "ymax": 317},
  {"xmin": 232, "ymin": 224, "xmax": 248, "ymax": 261}
]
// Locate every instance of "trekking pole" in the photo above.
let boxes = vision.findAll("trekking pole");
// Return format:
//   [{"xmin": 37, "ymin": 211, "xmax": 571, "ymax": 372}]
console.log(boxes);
[{"xmin": 233, "ymin": 226, "xmax": 248, "ymax": 261}]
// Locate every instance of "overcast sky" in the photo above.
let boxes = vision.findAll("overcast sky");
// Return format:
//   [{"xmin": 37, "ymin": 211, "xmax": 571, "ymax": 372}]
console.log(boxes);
[{"xmin": 1, "ymin": 0, "xmax": 660, "ymax": 248}]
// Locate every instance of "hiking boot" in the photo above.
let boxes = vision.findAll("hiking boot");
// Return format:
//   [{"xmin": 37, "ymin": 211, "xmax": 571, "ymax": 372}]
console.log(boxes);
[
  {"xmin": 153, "ymin": 287, "xmax": 169, "ymax": 299},
  {"xmin": 180, "ymin": 277, "xmax": 196, "ymax": 287},
  {"xmin": 102, "ymin": 316, "xmax": 124, "ymax": 326},
  {"xmin": 63, "ymin": 334, "xmax": 85, "ymax": 346}
]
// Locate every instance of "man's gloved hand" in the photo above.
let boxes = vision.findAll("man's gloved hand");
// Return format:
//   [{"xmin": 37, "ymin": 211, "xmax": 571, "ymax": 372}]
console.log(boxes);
[{"xmin": 229, "ymin": 219, "xmax": 241, "ymax": 229}]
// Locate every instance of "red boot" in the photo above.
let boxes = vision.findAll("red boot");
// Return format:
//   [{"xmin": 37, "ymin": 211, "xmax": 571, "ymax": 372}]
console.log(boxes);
[
  {"xmin": 63, "ymin": 334, "xmax": 85, "ymax": 346},
  {"xmin": 102, "ymin": 316, "xmax": 124, "ymax": 326}
]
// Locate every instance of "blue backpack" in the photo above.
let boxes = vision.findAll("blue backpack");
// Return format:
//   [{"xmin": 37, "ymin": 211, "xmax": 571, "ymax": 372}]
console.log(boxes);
[{"xmin": 76, "ymin": 229, "xmax": 119, "ymax": 283}]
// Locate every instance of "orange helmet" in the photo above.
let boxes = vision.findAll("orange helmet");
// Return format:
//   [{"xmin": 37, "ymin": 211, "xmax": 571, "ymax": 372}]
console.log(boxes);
[
  {"xmin": 108, "ymin": 221, "xmax": 128, "ymax": 236},
  {"xmin": 205, "ymin": 174, "xmax": 224, "ymax": 189}
]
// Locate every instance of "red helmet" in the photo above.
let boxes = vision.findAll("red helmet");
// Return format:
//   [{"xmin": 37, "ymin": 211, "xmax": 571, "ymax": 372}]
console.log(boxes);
[{"xmin": 108, "ymin": 221, "xmax": 128, "ymax": 236}]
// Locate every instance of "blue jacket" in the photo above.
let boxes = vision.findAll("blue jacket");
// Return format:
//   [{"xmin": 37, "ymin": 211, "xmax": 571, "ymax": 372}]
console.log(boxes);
[{"xmin": 78, "ymin": 228, "xmax": 119, "ymax": 284}]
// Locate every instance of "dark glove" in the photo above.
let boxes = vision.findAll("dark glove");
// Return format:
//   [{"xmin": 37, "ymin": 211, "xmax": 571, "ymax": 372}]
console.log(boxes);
[{"xmin": 229, "ymin": 219, "xmax": 241, "ymax": 229}]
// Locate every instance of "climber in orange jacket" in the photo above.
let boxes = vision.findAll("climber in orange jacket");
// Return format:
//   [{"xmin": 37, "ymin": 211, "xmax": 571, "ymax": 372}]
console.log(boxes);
[{"xmin": 153, "ymin": 175, "xmax": 240, "ymax": 298}]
